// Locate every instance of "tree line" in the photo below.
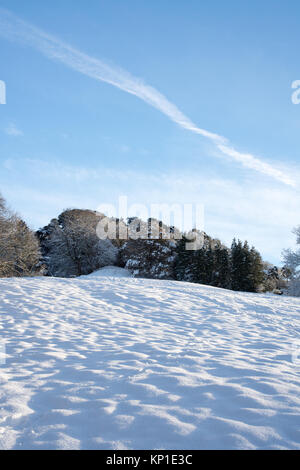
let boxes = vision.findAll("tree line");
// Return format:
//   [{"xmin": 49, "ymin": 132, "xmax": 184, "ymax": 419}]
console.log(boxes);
[
  {"xmin": 0, "ymin": 194, "xmax": 40, "ymax": 277},
  {"xmin": 0, "ymin": 192, "xmax": 296, "ymax": 295}
]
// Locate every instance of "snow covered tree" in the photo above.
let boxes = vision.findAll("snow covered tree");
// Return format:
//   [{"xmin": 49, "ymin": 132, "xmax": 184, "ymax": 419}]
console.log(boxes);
[
  {"xmin": 121, "ymin": 238, "xmax": 176, "ymax": 279},
  {"xmin": 262, "ymin": 263, "xmax": 289, "ymax": 293},
  {"xmin": 282, "ymin": 226, "xmax": 300, "ymax": 296},
  {"xmin": 37, "ymin": 209, "xmax": 118, "ymax": 277},
  {"xmin": 0, "ymin": 194, "xmax": 40, "ymax": 277},
  {"xmin": 262, "ymin": 262, "xmax": 279, "ymax": 292},
  {"xmin": 120, "ymin": 217, "xmax": 177, "ymax": 279}
]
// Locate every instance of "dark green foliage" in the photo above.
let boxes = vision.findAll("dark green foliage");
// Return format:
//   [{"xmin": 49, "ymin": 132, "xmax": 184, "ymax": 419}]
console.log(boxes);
[
  {"xmin": 230, "ymin": 239, "xmax": 247, "ymax": 291},
  {"xmin": 121, "ymin": 238, "xmax": 176, "ymax": 280},
  {"xmin": 230, "ymin": 239, "xmax": 264, "ymax": 292},
  {"xmin": 174, "ymin": 237, "xmax": 193, "ymax": 282},
  {"xmin": 175, "ymin": 235, "xmax": 230, "ymax": 289},
  {"xmin": 248, "ymin": 246, "xmax": 265, "ymax": 292},
  {"xmin": 175, "ymin": 236, "xmax": 264, "ymax": 292},
  {"xmin": 210, "ymin": 241, "xmax": 231, "ymax": 289}
]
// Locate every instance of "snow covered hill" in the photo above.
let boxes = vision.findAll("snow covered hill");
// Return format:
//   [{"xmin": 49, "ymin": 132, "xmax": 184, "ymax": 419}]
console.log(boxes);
[{"xmin": 0, "ymin": 268, "xmax": 300, "ymax": 450}]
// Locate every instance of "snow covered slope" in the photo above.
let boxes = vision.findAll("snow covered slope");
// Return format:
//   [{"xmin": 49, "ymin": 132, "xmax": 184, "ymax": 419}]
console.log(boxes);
[
  {"xmin": 0, "ymin": 272, "xmax": 299, "ymax": 450},
  {"xmin": 81, "ymin": 266, "xmax": 133, "ymax": 278}
]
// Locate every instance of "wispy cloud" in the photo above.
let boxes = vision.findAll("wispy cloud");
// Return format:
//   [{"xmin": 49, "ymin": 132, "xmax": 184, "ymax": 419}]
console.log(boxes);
[
  {"xmin": 217, "ymin": 144, "xmax": 295, "ymax": 187},
  {"xmin": 2, "ymin": 157, "xmax": 299, "ymax": 262},
  {"xmin": 0, "ymin": 7, "xmax": 296, "ymax": 186},
  {"xmin": 4, "ymin": 122, "xmax": 23, "ymax": 136}
]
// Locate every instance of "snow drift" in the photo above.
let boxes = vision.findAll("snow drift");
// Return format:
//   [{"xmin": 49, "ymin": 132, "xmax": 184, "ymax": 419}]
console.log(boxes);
[{"xmin": 0, "ymin": 270, "xmax": 299, "ymax": 449}]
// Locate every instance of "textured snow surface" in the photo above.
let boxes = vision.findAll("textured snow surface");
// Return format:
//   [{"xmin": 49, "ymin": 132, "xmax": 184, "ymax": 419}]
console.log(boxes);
[
  {"xmin": 0, "ymin": 274, "xmax": 300, "ymax": 450},
  {"xmin": 81, "ymin": 266, "xmax": 132, "ymax": 278}
]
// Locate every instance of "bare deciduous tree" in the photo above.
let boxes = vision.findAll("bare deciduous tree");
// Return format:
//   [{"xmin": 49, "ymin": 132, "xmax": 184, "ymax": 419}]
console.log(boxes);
[
  {"xmin": 0, "ymin": 194, "xmax": 41, "ymax": 277},
  {"xmin": 283, "ymin": 226, "xmax": 300, "ymax": 296}
]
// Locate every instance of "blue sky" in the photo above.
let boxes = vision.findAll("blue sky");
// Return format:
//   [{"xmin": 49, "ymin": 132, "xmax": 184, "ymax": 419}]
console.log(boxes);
[{"xmin": 0, "ymin": 0, "xmax": 300, "ymax": 264}]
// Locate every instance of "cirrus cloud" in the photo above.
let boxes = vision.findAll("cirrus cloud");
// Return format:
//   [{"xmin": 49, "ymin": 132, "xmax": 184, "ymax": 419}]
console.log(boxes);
[{"xmin": 0, "ymin": 7, "xmax": 296, "ymax": 187}]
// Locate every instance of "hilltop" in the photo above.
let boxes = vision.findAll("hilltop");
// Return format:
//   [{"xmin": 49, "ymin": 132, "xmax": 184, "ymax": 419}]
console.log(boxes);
[{"xmin": 0, "ymin": 268, "xmax": 299, "ymax": 449}]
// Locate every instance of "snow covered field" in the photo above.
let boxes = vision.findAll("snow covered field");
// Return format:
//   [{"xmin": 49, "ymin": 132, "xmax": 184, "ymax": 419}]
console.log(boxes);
[{"xmin": 0, "ymin": 267, "xmax": 300, "ymax": 450}]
